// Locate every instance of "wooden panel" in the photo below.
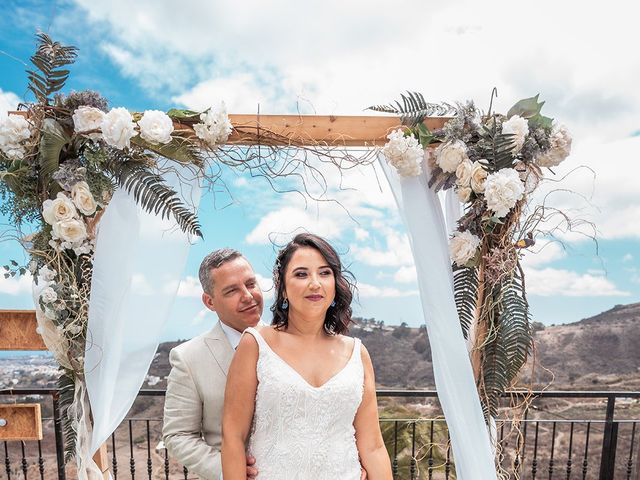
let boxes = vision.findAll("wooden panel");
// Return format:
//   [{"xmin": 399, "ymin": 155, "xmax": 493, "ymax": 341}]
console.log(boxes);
[
  {"xmin": 0, "ymin": 404, "xmax": 43, "ymax": 440},
  {"xmin": 227, "ymin": 114, "xmax": 449, "ymax": 146},
  {"xmin": 0, "ymin": 310, "xmax": 47, "ymax": 350},
  {"xmin": 10, "ymin": 111, "xmax": 448, "ymax": 146}
]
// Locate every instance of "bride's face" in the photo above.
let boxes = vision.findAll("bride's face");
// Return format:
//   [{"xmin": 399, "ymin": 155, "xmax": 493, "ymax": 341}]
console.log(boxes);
[{"xmin": 284, "ymin": 247, "xmax": 336, "ymax": 318}]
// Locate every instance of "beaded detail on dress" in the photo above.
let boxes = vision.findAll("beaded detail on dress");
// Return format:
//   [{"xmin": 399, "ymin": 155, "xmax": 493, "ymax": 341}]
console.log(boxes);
[{"xmin": 244, "ymin": 327, "xmax": 364, "ymax": 480}]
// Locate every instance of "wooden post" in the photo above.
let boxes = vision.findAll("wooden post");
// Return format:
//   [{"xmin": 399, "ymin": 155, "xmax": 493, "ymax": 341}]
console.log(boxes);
[{"xmin": 92, "ymin": 443, "xmax": 110, "ymax": 479}]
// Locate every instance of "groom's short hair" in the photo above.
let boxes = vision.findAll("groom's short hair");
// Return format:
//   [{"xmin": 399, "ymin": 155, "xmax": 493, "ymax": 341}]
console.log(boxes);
[{"xmin": 199, "ymin": 248, "xmax": 244, "ymax": 295}]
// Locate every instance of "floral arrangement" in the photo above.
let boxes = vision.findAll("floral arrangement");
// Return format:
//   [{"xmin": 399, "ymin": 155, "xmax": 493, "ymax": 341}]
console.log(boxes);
[
  {"xmin": 373, "ymin": 92, "xmax": 572, "ymax": 417},
  {"xmin": 0, "ymin": 34, "xmax": 238, "ymax": 462}
]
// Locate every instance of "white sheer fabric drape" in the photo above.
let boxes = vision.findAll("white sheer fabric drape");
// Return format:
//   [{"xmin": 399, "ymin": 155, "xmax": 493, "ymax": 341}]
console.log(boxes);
[
  {"xmin": 85, "ymin": 164, "xmax": 201, "ymax": 465},
  {"xmin": 379, "ymin": 154, "xmax": 496, "ymax": 480}
]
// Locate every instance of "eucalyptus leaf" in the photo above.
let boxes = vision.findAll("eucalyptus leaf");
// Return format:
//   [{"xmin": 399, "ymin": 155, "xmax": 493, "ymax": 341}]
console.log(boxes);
[
  {"xmin": 167, "ymin": 108, "xmax": 201, "ymax": 121},
  {"xmin": 506, "ymin": 94, "xmax": 545, "ymax": 119},
  {"xmin": 528, "ymin": 113, "xmax": 554, "ymax": 130}
]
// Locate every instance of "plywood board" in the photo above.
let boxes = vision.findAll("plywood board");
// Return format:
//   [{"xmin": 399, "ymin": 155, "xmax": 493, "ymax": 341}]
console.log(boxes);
[
  {"xmin": 0, "ymin": 310, "xmax": 46, "ymax": 350},
  {"xmin": 0, "ymin": 404, "xmax": 43, "ymax": 440}
]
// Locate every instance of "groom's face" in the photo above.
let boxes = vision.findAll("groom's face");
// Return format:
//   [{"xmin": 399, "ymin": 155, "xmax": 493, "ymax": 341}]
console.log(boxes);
[{"xmin": 203, "ymin": 257, "xmax": 264, "ymax": 332}]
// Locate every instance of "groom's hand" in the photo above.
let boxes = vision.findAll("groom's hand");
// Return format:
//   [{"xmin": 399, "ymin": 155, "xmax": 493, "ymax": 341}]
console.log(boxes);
[
  {"xmin": 360, "ymin": 467, "xmax": 367, "ymax": 480},
  {"xmin": 246, "ymin": 455, "xmax": 258, "ymax": 479}
]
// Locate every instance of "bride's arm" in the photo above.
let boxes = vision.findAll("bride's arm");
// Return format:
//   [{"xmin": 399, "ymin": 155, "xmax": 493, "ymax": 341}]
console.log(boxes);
[
  {"xmin": 222, "ymin": 333, "xmax": 259, "ymax": 480},
  {"xmin": 354, "ymin": 345, "xmax": 393, "ymax": 480}
]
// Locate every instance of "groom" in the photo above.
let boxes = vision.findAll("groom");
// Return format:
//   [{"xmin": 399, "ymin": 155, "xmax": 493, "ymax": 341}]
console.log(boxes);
[{"xmin": 163, "ymin": 248, "xmax": 263, "ymax": 479}]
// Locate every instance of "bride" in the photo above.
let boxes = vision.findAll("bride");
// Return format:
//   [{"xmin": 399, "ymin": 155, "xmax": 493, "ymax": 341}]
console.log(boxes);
[{"xmin": 222, "ymin": 233, "xmax": 392, "ymax": 479}]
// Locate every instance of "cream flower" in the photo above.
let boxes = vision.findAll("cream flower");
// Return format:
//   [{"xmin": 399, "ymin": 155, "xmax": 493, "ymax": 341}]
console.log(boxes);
[
  {"xmin": 193, "ymin": 102, "xmax": 233, "ymax": 147},
  {"xmin": 52, "ymin": 219, "xmax": 87, "ymax": 244},
  {"xmin": 470, "ymin": 161, "xmax": 488, "ymax": 193},
  {"xmin": 38, "ymin": 265, "xmax": 57, "ymax": 282},
  {"xmin": 40, "ymin": 287, "xmax": 58, "ymax": 304},
  {"xmin": 71, "ymin": 181, "xmax": 97, "ymax": 216},
  {"xmin": 0, "ymin": 114, "xmax": 31, "ymax": 160},
  {"xmin": 101, "ymin": 107, "xmax": 136, "ymax": 149},
  {"xmin": 72, "ymin": 107, "xmax": 105, "ymax": 140},
  {"xmin": 449, "ymin": 230, "xmax": 481, "ymax": 267},
  {"xmin": 138, "ymin": 110, "xmax": 174, "ymax": 145},
  {"xmin": 484, "ymin": 168, "xmax": 525, "ymax": 218},
  {"xmin": 455, "ymin": 159, "xmax": 473, "ymax": 186},
  {"xmin": 456, "ymin": 186, "xmax": 472, "ymax": 203},
  {"xmin": 382, "ymin": 129, "xmax": 423, "ymax": 177},
  {"xmin": 501, "ymin": 115, "xmax": 529, "ymax": 154},
  {"xmin": 536, "ymin": 124, "xmax": 572, "ymax": 168},
  {"xmin": 42, "ymin": 193, "xmax": 77, "ymax": 225},
  {"xmin": 435, "ymin": 140, "xmax": 469, "ymax": 173}
]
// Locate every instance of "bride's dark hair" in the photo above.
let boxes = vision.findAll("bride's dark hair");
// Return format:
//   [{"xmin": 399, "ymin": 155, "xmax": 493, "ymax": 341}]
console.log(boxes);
[{"xmin": 271, "ymin": 233, "xmax": 355, "ymax": 335}]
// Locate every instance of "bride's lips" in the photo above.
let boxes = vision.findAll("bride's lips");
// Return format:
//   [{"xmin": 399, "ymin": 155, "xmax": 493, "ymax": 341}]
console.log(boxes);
[{"xmin": 305, "ymin": 295, "xmax": 324, "ymax": 302}]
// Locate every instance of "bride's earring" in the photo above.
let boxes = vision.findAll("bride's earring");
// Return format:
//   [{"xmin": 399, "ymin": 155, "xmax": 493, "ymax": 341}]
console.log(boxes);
[
  {"xmin": 282, "ymin": 298, "xmax": 289, "ymax": 310},
  {"xmin": 330, "ymin": 300, "xmax": 336, "ymax": 307}
]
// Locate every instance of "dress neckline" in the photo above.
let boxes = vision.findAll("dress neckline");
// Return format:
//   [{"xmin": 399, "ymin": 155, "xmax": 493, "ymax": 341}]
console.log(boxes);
[{"xmin": 248, "ymin": 327, "xmax": 359, "ymax": 390}]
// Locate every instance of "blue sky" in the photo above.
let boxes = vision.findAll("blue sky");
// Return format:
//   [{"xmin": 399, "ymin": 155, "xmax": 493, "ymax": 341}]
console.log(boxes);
[{"xmin": 1, "ymin": 0, "xmax": 638, "ymax": 341}]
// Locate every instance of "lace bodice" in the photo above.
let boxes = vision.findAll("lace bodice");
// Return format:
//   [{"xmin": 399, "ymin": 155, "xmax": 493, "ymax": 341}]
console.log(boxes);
[{"xmin": 244, "ymin": 327, "xmax": 364, "ymax": 480}]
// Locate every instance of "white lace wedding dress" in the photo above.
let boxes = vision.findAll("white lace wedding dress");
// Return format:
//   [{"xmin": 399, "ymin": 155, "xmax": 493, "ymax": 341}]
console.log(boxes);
[{"xmin": 244, "ymin": 327, "xmax": 364, "ymax": 479}]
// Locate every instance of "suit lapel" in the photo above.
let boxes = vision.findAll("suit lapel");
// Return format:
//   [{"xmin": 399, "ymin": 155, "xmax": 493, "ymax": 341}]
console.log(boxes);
[{"xmin": 204, "ymin": 321, "xmax": 235, "ymax": 376}]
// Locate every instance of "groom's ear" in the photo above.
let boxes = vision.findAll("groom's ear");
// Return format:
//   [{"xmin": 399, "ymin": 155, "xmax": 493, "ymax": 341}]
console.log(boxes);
[{"xmin": 202, "ymin": 291, "xmax": 216, "ymax": 312}]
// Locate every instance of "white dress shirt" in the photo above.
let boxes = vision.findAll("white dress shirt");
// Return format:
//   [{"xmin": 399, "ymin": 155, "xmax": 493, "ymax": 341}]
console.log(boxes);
[{"xmin": 219, "ymin": 320, "xmax": 243, "ymax": 350}]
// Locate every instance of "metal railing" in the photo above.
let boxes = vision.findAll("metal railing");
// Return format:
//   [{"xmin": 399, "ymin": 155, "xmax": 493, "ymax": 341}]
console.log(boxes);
[{"xmin": 1, "ymin": 389, "xmax": 639, "ymax": 479}]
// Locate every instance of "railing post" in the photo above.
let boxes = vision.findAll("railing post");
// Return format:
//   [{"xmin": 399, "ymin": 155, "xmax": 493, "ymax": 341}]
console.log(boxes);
[
  {"xmin": 51, "ymin": 392, "xmax": 67, "ymax": 480},
  {"xmin": 599, "ymin": 394, "xmax": 619, "ymax": 480}
]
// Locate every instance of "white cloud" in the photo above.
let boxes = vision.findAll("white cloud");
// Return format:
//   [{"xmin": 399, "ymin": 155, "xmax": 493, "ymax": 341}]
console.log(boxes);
[
  {"xmin": 177, "ymin": 276, "xmax": 201, "ymax": 298},
  {"xmin": 520, "ymin": 241, "xmax": 566, "ymax": 268},
  {"xmin": 191, "ymin": 307, "xmax": 212, "ymax": 326},
  {"xmin": 255, "ymin": 273, "xmax": 274, "ymax": 301},
  {"xmin": 523, "ymin": 267, "xmax": 630, "ymax": 297},
  {"xmin": 350, "ymin": 230, "xmax": 413, "ymax": 267},
  {"xmin": 354, "ymin": 227, "xmax": 370, "ymax": 241},
  {"xmin": 0, "ymin": 89, "xmax": 21, "ymax": 116},
  {"xmin": 0, "ymin": 273, "xmax": 32, "ymax": 295},
  {"xmin": 623, "ymin": 254, "xmax": 634, "ymax": 263},
  {"xmin": 393, "ymin": 266, "xmax": 417, "ymax": 283},
  {"xmin": 357, "ymin": 282, "xmax": 418, "ymax": 298},
  {"xmin": 245, "ymin": 205, "xmax": 346, "ymax": 245}
]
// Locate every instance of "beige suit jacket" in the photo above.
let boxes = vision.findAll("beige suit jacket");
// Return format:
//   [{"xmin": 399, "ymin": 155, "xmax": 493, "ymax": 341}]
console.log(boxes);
[{"xmin": 162, "ymin": 321, "xmax": 234, "ymax": 480}]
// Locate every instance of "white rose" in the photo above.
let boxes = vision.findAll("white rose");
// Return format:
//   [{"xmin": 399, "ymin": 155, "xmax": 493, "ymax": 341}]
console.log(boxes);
[
  {"xmin": 484, "ymin": 168, "xmax": 525, "ymax": 218},
  {"xmin": 101, "ymin": 107, "xmax": 136, "ymax": 149},
  {"xmin": 501, "ymin": 115, "xmax": 529, "ymax": 154},
  {"xmin": 435, "ymin": 140, "xmax": 469, "ymax": 173},
  {"xmin": 72, "ymin": 107, "xmax": 105, "ymax": 140},
  {"xmin": 456, "ymin": 186, "xmax": 472, "ymax": 203},
  {"xmin": 382, "ymin": 129, "xmax": 423, "ymax": 177},
  {"xmin": 40, "ymin": 287, "xmax": 58, "ymax": 304},
  {"xmin": 138, "ymin": 110, "xmax": 174, "ymax": 145},
  {"xmin": 536, "ymin": 124, "xmax": 572, "ymax": 168},
  {"xmin": 470, "ymin": 161, "xmax": 488, "ymax": 193},
  {"xmin": 449, "ymin": 230, "xmax": 481, "ymax": 267},
  {"xmin": 38, "ymin": 265, "xmax": 57, "ymax": 282},
  {"xmin": 0, "ymin": 114, "xmax": 31, "ymax": 159},
  {"xmin": 455, "ymin": 159, "xmax": 473, "ymax": 186},
  {"xmin": 71, "ymin": 181, "xmax": 97, "ymax": 216},
  {"xmin": 52, "ymin": 218, "xmax": 87, "ymax": 244},
  {"xmin": 42, "ymin": 192, "xmax": 77, "ymax": 225},
  {"xmin": 193, "ymin": 102, "xmax": 233, "ymax": 147}
]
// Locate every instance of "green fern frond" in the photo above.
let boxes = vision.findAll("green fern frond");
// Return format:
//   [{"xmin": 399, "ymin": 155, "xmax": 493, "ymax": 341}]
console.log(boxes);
[
  {"xmin": 131, "ymin": 136, "xmax": 205, "ymax": 167},
  {"xmin": 104, "ymin": 152, "xmax": 203, "ymax": 238},
  {"xmin": 453, "ymin": 265, "xmax": 479, "ymax": 339},
  {"xmin": 38, "ymin": 119, "xmax": 70, "ymax": 191},
  {"xmin": 57, "ymin": 368, "xmax": 77, "ymax": 462},
  {"xmin": 367, "ymin": 91, "xmax": 457, "ymax": 126},
  {"xmin": 26, "ymin": 33, "xmax": 78, "ymax": 104},
  {"xmin": 478, "ymin": 124, "xmax": 517, "ymax": 172},
  {"xmin": 480, "ymin": 265, "xmax": 533, "ymax": 419}
]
